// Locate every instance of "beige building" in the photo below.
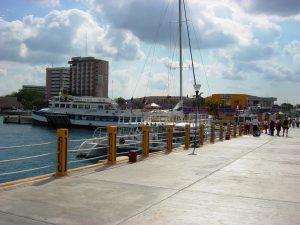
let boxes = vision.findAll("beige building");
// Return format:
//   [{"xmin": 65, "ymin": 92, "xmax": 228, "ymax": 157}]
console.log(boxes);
[
  {"xmin": 68, "ymin": 57, "xmax": 109, "ymax": 97},
  {"xmin": 46, "ymin": 67, "xmax": 70, "ymax": 99}
]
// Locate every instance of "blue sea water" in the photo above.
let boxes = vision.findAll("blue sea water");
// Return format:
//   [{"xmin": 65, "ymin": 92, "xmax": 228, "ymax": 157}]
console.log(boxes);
[{"xmin": 0, "ymin": 116, "xmax": 98, "ymax": 183}]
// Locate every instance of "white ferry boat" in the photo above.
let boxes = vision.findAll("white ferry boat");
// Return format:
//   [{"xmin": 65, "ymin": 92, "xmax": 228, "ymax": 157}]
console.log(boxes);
[{"xmin": 32, "ymin": 95, "xmax": 144, "ymax": 128}]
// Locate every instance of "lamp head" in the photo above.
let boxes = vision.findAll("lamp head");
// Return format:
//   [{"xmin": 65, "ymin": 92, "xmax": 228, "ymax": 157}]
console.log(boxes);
[{"xmin": 193, "ymin": 84, "xmax": 201, "ymax": 91}]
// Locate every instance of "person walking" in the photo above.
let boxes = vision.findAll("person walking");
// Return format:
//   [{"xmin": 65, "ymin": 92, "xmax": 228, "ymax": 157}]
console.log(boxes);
[
  {"xmin": 291, "ymin": 119, "xmax": 296, "ymax": 128},
  {"xmin": 244, "ymin": 120, "xmax": 250, "ymax": 135},
  {"xmin": 251, "ymin": 117, "xmax": 259, "ymax": 136},
  {"xmin": 263, "ymin": 119, "xmax": 269, "ymax": 134},
  {"xmin": 282, "ymin": 117, "xmax": 290, "ymax": 137},
  {"xmin": 269, "ymin": 119, "xmax": 275, "ymax": 136},
  {"xmin": 276, "ymin": 119, "xmax": 282, "ymax": 136}
]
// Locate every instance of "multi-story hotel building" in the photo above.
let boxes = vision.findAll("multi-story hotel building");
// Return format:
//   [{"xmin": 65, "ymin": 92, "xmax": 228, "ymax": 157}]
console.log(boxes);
[
  {"xmin": 46, "ymin": 67, "xmax": 70, "ymax": 99},
  {"xmin": 68, "ymin": 57, "xmax": 109, "ymax": 97}
]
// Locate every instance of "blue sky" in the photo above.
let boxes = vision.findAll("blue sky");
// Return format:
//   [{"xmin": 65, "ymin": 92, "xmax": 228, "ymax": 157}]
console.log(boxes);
[{"xmin": 0, "ymin": 0, "xmax": 299, "ymax": 104}]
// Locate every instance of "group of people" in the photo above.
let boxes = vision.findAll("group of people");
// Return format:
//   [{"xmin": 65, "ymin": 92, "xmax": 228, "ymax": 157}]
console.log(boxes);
[
  {"xmin": 244, "ymin": 117, "xmax": 299, "ymax": 137},
  {"xmin": 263, "ymin": 117, "xmax": 299, "ymax": 137}
]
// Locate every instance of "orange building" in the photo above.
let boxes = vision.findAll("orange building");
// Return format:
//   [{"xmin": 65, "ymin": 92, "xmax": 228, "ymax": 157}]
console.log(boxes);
[{"xmin": 205, "ymin": 94, "xmax": 277, "ymax": 119}]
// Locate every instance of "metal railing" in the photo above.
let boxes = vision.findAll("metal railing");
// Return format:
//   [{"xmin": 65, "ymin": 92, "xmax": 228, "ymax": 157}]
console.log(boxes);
[{"xmin": 0, "ymin": 122, "xmax": 244, "ymax": 185}]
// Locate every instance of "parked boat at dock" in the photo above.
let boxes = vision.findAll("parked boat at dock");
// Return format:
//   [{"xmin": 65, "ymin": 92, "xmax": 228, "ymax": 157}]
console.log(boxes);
[{"xmin": 32, "ymin": 95, "xmax": 144, "ymax": 128}]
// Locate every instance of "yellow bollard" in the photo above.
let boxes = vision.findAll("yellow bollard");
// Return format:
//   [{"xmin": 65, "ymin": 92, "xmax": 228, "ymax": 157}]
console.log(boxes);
[
  {"xmin": 166, "ymin": 124, "xmax": 173, "ymax": 152},
  {"xmin": 142, "ymin": 125, "xmax": 149, "ymax": 157},
  {"xmin": 185, "ymin": 123, "xmax": 190, "ymax": 149},
  {"xmin": 233, "ymin": 124, "xmax": 237, "ymax": 137},
  {"xmin": 226, "ymin": 123, "xmax": 231, "ymax": 140},
  {"xmin": 210, "ymin": 123, "xmax": 215, "ymax": 143},
  {"xmin": 219, "ymin": 123, "xmax": 223, "ymax": 141},
  {"xmin": 107, "ymin": 126, "xmax": 117, "ymax": 164},
  {"xmin": 56, "ymin": 128, "xmax": 68, "ymax": 176},
  {"xmin": 199, "ymin": 123, "xmax": 204, "ymax": 145}
]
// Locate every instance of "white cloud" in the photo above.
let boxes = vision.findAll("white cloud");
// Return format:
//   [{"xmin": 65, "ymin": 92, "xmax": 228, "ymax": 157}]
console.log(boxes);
[
  {"xmin": 283, "ymin": 40, "xmax": 300, "ymax": 56},
  {"xmin": 237, "ymin": 0, "xmax": 300, "ymax": 17},
  {"xmin": 0, "ymin": 62, "xmax": 45, "ymax": 95},
  {"xmin": 0, "ymin": 9, "xmax": 144, "ymax": 65}
]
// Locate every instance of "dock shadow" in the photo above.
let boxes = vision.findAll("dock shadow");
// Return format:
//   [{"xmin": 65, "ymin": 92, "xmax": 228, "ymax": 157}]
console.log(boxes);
[{"xmin": 32, "ymin": 176, "xmax": 56, "ymax": 186}]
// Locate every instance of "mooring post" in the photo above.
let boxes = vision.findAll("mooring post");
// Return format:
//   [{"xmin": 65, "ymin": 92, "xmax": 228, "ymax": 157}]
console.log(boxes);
[
  {"xmin": 167, "ymin": 124, "xmax": 173, "ymax": 152},
  {"xmin": 199, "ymin": 123, "xmax": 204, "ymax": 145},
  {"xmin": 107, "ymin": 126, "xmax": 117, "ymax": 164},
  {"xmin": 142, "ymin": 125, "xmax": 149, "ymax": 157},
  {"xmin": 185, "ymin": 123, "xmax": 190, "ymax": 149},
  {"xmin": 56, "ymin": 128, "xmax": 68, "ymax": 176},
  {"xmin": 210, "ymin": 123, "xmax": 215, "ymax": 144},
  {"xmin": 219, "ymin": 123, "xmax": 223, "ymax": 141},
  {"xmin": 226, "ymin": 123, "xmax": 231, "ymax": 140}
]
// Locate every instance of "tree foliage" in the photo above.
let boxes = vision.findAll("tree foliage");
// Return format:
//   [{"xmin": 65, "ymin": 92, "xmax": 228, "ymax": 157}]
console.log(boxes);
[
  {"xmin": 281, "ymin": 103, "xmax": 294, "ymax": 111},
  {"xmin": 115, "ymin": 97, "xmax": 126, "ymax": 109},
  {"xmin": 7, "ymin": 89, "xmax": 47, "ymax": 109}
]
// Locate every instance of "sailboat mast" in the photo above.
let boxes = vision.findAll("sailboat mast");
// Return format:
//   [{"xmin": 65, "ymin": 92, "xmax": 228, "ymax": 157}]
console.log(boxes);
[{"xmin": 179, "ymin": 0, "xmax": 183, "ymax": 100}]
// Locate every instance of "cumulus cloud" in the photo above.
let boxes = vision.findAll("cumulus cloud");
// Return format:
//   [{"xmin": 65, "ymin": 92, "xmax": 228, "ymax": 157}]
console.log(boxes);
[
  {"xmin": 0, "ymin": 62, "xmax": 45, "ymax": 95},
  {"xmin": 90, "ymin": 0, "xmax": 241, "ymax": 49},
  {"xmin": 237, "ymin": 0, "xmax": 300, "ymax": 17},
  {"xmin": 0, "ymin": 9, "xmax": 144, "ymax": 65},
  {"xmin": 283, "ymin": 40, "xmax": 300, "ymax": 56}
]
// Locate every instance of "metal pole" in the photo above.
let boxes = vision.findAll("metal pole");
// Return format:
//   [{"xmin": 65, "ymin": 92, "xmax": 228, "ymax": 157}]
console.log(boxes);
[
  {"xmin": 191, "ymin": 90, "xmax": 199, "ymax": 154},
  {"xmin": 179, "ymin": 0, "xmax": 182, "ymax": 99}
]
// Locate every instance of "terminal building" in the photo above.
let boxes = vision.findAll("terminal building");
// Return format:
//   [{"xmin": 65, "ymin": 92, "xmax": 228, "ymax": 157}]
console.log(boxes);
[{"xmin": 205, "ymin": 94, "xmax": 277, "ymax": 118}]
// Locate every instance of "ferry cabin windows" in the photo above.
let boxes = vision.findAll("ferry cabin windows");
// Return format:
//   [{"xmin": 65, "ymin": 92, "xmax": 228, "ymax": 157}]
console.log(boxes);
[
  {"xmin": 70, "ymin": 115, "xmax": 119, "ymax": 122},
  {"xmin": 52, "ymin": 101, "xmax": 113, "ymax": 112}
]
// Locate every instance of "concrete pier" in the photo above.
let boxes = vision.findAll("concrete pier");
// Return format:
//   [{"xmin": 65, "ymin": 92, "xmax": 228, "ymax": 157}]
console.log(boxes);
[
  {"xmin": 0, "ymin": 128, "xmax": 299, "ymax": 225},
  {"xmin": 3, "ymin": 115, "xmax": 32, "ymax": 124}
]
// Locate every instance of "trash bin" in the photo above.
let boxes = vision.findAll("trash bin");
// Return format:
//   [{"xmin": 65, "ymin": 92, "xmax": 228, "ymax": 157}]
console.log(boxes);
[{"xmin": 128, "ymin": 150, "xmax": 137, "ymax": 163}]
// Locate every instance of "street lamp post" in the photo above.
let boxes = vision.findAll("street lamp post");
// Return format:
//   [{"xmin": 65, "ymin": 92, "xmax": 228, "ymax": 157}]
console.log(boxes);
[{"xmin": 191, "ymin": 84, "xmax": 201, "ymax": 154}]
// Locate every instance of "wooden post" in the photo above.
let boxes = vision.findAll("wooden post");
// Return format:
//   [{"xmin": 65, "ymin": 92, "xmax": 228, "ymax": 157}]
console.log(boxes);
[
  {"xmin": 239, "ymin": 123, "xmax": 243, "ymax": 136},
  {"xmin": 226, "ymin": 123, "xmax": 231, "ymax": 140},
  {"xmin": 185, "ymin": 123, "xmax": 190, "ymax": 149},
  {"xmin": 210, "ymin": 123, "xmax": 215, "ymax": 144},
  {"xmin": 167, "ymin": 124, "xmax": 173, "ymax": 152},
  {"xmin": 107, "ymin": 126, "xmax": 117, "ymax": 164},
  {"xmin": 56, "ymin": 129, "xmax": 68, "ymax": 176},
  {"xmin": 142, "ymin": 125, "xmax": 149, "ymax": 157},
  {"xmin": 219, "ymin": 123, "xmax": 223, "ymax": 141},
  {"xmin": 199, "ymin": 124, "xmax": 204, "ymax": 145}
]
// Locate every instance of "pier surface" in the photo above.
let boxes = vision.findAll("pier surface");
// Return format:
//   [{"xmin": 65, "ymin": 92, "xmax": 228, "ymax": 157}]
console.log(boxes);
[{"xmin": 0, "ymin": 129, "xmax": 299, "ymax": 225}]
